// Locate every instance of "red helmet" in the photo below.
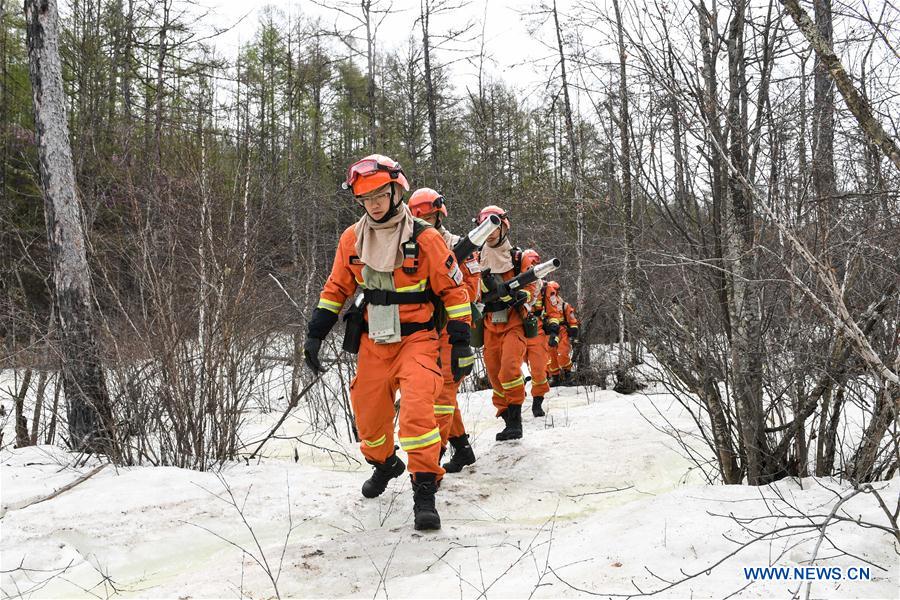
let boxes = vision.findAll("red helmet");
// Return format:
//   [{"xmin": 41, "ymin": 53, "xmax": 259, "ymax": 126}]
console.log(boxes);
[
  {"xmin": 408, "ymin": 188, "xmax": 447, "ymax": 218},
  {"xmin": 477, "ymin": 205, "xmax": 510, "ymax": 227},
  {"xmin": 343, "ymin": 154, "xmax": 410, "ymax": 196}
]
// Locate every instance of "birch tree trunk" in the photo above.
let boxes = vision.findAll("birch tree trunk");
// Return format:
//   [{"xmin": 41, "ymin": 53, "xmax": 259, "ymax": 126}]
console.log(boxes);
[
  {"xmin": 781, "ymin": 0, "xmax": 900, "ymax": 170},
  {"xmin": 725, "ymin": 0, "xmax": 771, "ymax": 484},
  {"xmin": 551, "ymin": 0, "xmax": 583, "ymax": 313},
  {"xmin": 611, "ymin": 0, "xmax": 634, "ymax": 372},
  {"xmin": 25, "ymin": 0, "xmax": 117, "ymax": 457}
]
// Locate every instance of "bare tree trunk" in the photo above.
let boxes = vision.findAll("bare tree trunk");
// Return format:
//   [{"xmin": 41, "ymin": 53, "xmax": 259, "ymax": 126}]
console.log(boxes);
[
  {"xmin": 420, "ymin": 0, "xmax": 440, "ymax": 182},
  {"xmin": 811, "ymin": 0, "xmax": 836, "ymax": 260},
  {"xmin": 611, "ymin": 0, "xmax": 634, "ymax": 372},
  {"xmin": 363, "ymin": 0, "xmax": 377, "ymax": 148},
  {"xmin": 46, "ymin": 373, "xmax": 61, "ymax": 444},
  {"xmin": 698, "ymin": 1, "xmax": 732, "ymax": 341},
  {"xmin": 551, "ymin": 0, "xmax": 583, "ymax": 312},
  {"xmin": 154, "ymin": 0, "xmax": 170, "ymax": 167},
  {"xmin": 30, "ymin": 369, "xmax": 49, "ymax": 445},
  {"xmin": 725, "ymin": 0, "xmax": 771, "ymax": 484},
  {"xmin": 781, "ymin": 0, "xmax": 900, "ymax": 170},
  {"xmin": 14, "ymin": 369, "xmax": 33, "ymax": 447},
  {"xmin": 25, "ymin": 0, "xmax": 117, "ymax": 457}
]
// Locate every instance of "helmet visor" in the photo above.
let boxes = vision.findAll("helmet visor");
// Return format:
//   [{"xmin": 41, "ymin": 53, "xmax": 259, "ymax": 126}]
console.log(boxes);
[{"xmin": 343, "ymin": 158, "xmax": 404, "ymax": 190}]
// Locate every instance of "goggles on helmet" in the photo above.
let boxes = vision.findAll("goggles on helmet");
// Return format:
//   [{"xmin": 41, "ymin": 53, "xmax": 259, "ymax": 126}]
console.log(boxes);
[{"xmin": 342, "ymin": 158, "xmax": 405, "ymax": 190}]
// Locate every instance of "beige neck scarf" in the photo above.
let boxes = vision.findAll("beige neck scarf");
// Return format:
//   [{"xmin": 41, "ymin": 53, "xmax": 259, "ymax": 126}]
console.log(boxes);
[
  {"xmin": 479, "ymin": 236, "xmax": 514, "ymax": 273},
  {"xmin": 438, "ymin": 226, "xmax": 460, "ymax": 250},
  {"xmin": 354, "ymin": 203, "xmax": 415, "ymax": 273}
]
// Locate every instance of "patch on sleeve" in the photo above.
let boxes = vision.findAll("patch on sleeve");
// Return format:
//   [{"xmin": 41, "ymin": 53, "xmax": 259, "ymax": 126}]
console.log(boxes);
[
  {"xmin": 349, "ymin": 255, "xmax": 363, "ymax": 265},
  {"xmin": 448, "ymin": 264, "xmax": 463, "ymax": 285},
  {"xmin": 465, "ymin": 258, "xmax": 482, "ymax": 273},
  {"xmin": 445, "ymin": 255, "xmax": 455, "ymax": 269}
]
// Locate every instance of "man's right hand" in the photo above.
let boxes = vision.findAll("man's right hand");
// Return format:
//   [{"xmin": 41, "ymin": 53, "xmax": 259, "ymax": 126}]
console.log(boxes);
[{"xmin": 304, "ymin": 337, "xmax": 324, "ymax": 374}]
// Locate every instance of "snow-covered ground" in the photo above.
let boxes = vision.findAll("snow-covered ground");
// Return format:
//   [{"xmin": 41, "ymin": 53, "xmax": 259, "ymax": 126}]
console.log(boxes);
[{"xmin": 2, "ymin": 376, "xmax": 897, "ymax": 599}]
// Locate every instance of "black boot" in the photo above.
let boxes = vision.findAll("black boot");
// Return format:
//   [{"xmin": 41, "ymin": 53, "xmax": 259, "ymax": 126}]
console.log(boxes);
[
  {"xmin": 562, "ymin": 370, "xmax": 574, "ymax": 386},
  {"xmin": 496, "ymin": 404, "xmax": 523, "ymax": 441},
  {"xmin": 411, "ymin": 473, "xmax": 441, "ymax": 530},
  {"xmin": 361, "ymin": 453, "xmax": 406, "ymax": 498},
  {"xmin": 531, "ymin": 396, "xmax": 545, "ymax": 417},
  {"xmin": 550, "ymin": 374, "xmax": 561, "ymax": 387},
  {"xmin": 442, "ymin": 434, "xmax": 476, "ymax": 473}
]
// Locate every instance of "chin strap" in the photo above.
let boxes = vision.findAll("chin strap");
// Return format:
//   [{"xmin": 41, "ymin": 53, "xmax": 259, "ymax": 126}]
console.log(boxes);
[{"xmin": 371, "ymin": 184, "xmax": 402, "ymax": 223}]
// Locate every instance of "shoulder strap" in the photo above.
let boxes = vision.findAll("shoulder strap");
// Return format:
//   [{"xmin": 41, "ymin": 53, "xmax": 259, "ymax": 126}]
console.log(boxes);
[
  {"xmin": 411, "ymin": 218, "xmax": 432, "ymax": 240},
  {"xmin": 403, "ymin": 219, "xmax": 433, "ymax": 274}
]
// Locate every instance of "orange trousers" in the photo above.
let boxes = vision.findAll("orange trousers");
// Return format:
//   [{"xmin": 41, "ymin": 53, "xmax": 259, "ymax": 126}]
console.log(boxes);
[
  {"xmin": 351, "ymin": 330, "xmax": 444, "ymax": 477},
  {"xmin": 436, "ymin": 330, "xmax": 468, "ymax": 446},
  {"xmin": 548, "ymin": 328, "xmax": 573, "ymax": 375},
  {"xmin": 483, "ymin": 325, "xmax": 527, "ymax": 416},
  {"xmin": 525, "ymin": 332, "xmax": 551, "ymax": 397}
]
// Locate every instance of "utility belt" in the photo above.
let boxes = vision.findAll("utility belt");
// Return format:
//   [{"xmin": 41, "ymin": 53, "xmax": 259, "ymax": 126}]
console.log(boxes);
[
  {"xmin": 343, "ymin": 292, "xmax": 436, "ymax": 354},
  {"xmin": 363, "ymin": 319, "xmax": 435, "ymax": 337}
]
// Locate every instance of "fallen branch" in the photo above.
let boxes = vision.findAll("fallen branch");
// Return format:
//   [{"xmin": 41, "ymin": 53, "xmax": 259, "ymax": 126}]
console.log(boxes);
[{"xmin": 2, "ymin": 463, "xmax": 107, "ymax": 516}]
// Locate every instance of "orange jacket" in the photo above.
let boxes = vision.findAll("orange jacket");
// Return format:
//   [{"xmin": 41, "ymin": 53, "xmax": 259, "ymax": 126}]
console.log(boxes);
[
  {"xmin": 459, "ymin": 250, "xmax": 482, "ymax": 303},
  {"xmin": 316, "ymin": 224, "xmax": 472, "ymax": 327},
  {"xmin": 534, "ymin": 281, "xmax": 564, "ymax": 330},
  {"xmin": 481, "ymin": 247, "xmax": 540, "ymax": 333},
  {"xmin": 562, "ymin": 300, "xmax": 579, "ymax": 328}
]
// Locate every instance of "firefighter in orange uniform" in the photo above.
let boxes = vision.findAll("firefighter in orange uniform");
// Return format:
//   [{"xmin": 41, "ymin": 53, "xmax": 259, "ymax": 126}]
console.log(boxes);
[
  {"xmin": 526, "ymin": 270, "xmax": 563, "ymax": 416},
  {"xmin": 476, "ymin": 206, "xmax": 541, "ymax": 440},
  {"xmin": 303, "ymin": 155, "xmax": 474, "ymax": 531},
  {"xmin": 546, "ymin": 283, "xmax": 579, "ymax": 386},
  {"xmin": 408, "ymin": 188, "xmax": 479, "ymax": 474}
]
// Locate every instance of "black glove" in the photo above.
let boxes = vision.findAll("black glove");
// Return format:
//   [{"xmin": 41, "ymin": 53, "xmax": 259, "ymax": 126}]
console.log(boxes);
[
  {"xmin": 304, "ymin": 337, "xmax": 324, "ymax": 374},
  {"xmin": 568, "ymin": 326, "xmax": 579, "ymax": 340},
  {"xmin": 546, "ymin": 322, "xmax": 560, "ymax": 346},
  {"xmin": 506, "ymin": 288, "xmax": 529, "ymax": 308},
  {"xmin": 451, "ymin": 343, "xmax": 475, "ymax": 382},
  {"xmin": 447, "ymin": 320, "xmax": 474, "ymax": 382}
]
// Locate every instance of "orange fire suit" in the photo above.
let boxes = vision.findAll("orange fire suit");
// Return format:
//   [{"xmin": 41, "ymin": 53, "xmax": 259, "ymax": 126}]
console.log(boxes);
[
  {"xmin": 481, "ymin": 250, "xmax": 540, "ymax": 416},
  {"xmin": 315, "ymin": 224, "xmax": 472, "ymax": 478},
  {"xmin": 527, "ymin": 279, "xmax": 563, "ymax": 397},
  {"xmin": 436, "ymin": 248, "xmax": 481, "ymax": 446},
  {"xmin": 549, "ymin": 299, "xmax": 579, "ymax": 376}
]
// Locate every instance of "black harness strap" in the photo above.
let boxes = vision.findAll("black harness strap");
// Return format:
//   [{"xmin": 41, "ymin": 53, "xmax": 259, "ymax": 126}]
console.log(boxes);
[{"xmin": 363, "ymin": 289, "xmax": 430, "ymax": 305}]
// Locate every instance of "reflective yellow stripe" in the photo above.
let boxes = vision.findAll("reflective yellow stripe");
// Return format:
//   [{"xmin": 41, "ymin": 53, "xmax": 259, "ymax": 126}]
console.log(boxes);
[
  {"xmin": 434, "ymin": 405, "xmax": 455, "ymax": 415},
  {"xmin": 501, "ymin": 375, "xmax": 525, "ymax": 390},
  {"xmin": 457, "ymin": 355, "xmax": 475, "ymax": 367},
  {"xmin": 532, "ymin": 378, "xmax": 548, "ymax": 386},
  {"xmin": 396, "ymin": 279, "xmax": 427, "ymax": 292},
  {"xmin": 363, "ymin": 434, "xmax": 387, "ymax": 448},
  {"xmin": 399, "ymin": 427, "xmax": 441, "ymax": 451},
  {"xmin": 446, "ymin": 303, "xmax": 471, "ymax": 318},
  {"xmin": 560, "ymin": 360, "xmax": 572, "ymax": 368},
  {"xmin": 524, "ymin": 290, "xmax": 532, "ymax": 302},
  {"xmin": 549, "ymin": 318, "xmax": 561, "ymax": 324},
  {"xmin": 492, "ymin": 389, "xmax": 505, "ymax": 398},
  {"xmin": 318, "ymin": 298, "xmax": 342, "ymax": 313},
  {"xmin": 481, "ymin": 281, "xmax": 489, "ymax": 293}
]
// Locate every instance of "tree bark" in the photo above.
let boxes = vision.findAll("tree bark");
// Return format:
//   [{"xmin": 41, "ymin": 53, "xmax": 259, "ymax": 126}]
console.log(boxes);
[
  {"xmin": 551, "ymin": 0, "xmax": 583, "ymax": 313},
  {"xmin": 781, "ymin": 0, "xmax": 900, "ymax": 171},
  {"xmin": 14, "ymin": 369, "xmax": 33, "ymax": 447},
  {"xmin": 420, "ymin": 0, "xmax": 440, "ymax": 182},
  {"xmin": 25, "ymin": 0, "xmax": 117, "ymax": 457},
  {"xmin": 611, "ymin": 0, "xmax": 634, "ymax": 372},
  {"xmin": 726, "ymin": 0, "xmax": 772, "ymax": 484}
]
